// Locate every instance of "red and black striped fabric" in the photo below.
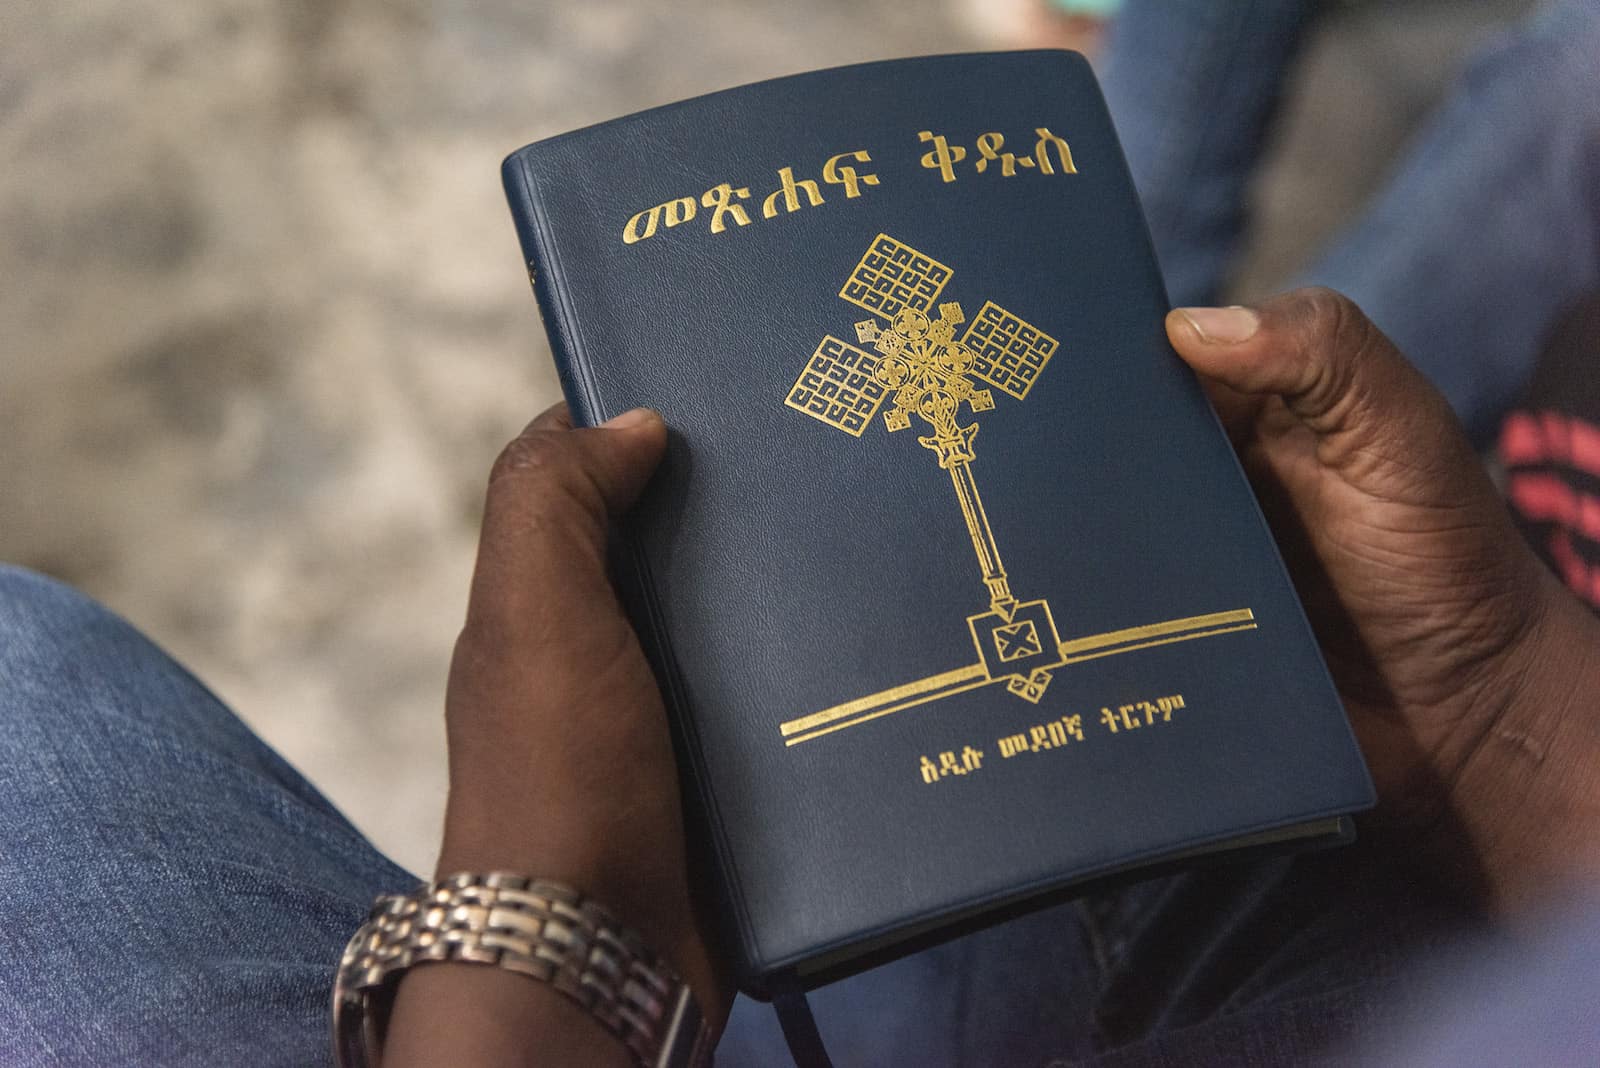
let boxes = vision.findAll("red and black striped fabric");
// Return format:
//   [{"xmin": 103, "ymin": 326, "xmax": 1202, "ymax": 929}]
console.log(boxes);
[{"xmin": 1499, "ymin": 294, "xmax": 1600, "ymax": 611}]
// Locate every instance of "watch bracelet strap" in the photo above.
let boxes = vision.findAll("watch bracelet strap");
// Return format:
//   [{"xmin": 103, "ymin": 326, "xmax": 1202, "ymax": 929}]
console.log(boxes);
[{"xmin": 333, "ymin": 872, "xmax": 714, "ymax": 1068}]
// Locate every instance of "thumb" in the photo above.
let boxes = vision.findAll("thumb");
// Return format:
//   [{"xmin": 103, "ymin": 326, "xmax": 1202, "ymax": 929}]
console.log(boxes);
[
  {"xmin": 467, "ymin": 403, "xmax": 667, "ymax": 627},
  {"xmin": 488, "ymin": 403, "xmax": 668, "ymax": 519},
  {"xmin": 1165, "ymin": 288, "xmax": 1463, "ymax": 473}
]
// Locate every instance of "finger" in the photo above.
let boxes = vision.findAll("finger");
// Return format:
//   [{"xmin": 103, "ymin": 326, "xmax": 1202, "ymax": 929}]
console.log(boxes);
[
  {"xmin": 468, "ymin": 406, "xmax": 667, "ymax": 625},
  {"xmin": 488, "ymin": 405, "xmax": 667, "ymax": 516},
  {"xmin": 1165, "ymin": 288, "xmax": 1460, "ymax": 465}
]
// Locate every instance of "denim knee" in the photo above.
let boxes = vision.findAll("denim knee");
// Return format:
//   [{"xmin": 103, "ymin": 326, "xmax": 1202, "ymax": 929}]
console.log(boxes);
[
  {"xmin": 0, "ymin": 564, "xmax": 133, "ymax": 704},
  {"xmin": 0, "ymin": 563, "xmax": 104, "ymax": 628},
  {"xmin": 0, "ymin": 563, "xmax": 244, "ymax": 754},
  {"xmin": 0, "ymin": 562, "xmax": 374, "ymax": 853}
]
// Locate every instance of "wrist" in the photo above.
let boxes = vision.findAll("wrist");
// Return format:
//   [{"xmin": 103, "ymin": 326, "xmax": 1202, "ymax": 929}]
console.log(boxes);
[
  {"xmin": 340, "ymin": 873, "xmax": 715, "ymax": 1068},
  {"xmin": 387, "ymin": 962, "xmax": 633, "ymax": 1068},
  {"xmin": 436, "ymin": 804, "xmax": 729, "ymax": 1029},
  {"xmin": 1445, "ymin": 570, "xmax": 1600, "ymax": 911},
  {"xmin": 436, "ymin": 806, "xmax": 666, "ymax": 953}
]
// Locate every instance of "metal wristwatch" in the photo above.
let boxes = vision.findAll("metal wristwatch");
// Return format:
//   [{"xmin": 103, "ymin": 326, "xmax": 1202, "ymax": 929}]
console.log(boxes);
[{"xmin": 332, "ymin": 872, "xmax": 714, "ymax": 1067}]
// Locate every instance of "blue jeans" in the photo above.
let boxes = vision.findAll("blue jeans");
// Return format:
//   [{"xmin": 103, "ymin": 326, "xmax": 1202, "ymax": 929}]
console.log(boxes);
[
  {"xmin": 0, "ymin": 566, "xmax": 1487, "ymax": 1065},
  {"xmin": 1102, "ymin": 0, "xmax": 1600, "ymax": 446},
  {"xmin": 0, "ymin": 567, "xmax": 414, "ymax": 1067}
]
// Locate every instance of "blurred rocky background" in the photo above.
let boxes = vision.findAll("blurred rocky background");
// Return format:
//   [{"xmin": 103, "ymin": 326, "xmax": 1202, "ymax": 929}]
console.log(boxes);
[{"xmin": 0, "ymin": 0, "xmax": 1529, "ymax": 875}]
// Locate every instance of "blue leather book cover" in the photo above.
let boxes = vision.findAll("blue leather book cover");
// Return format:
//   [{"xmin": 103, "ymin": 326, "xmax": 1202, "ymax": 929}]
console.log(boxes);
[{"xmin": 501, "ymin": 50, "xmax": 1374, "ymax": 993}]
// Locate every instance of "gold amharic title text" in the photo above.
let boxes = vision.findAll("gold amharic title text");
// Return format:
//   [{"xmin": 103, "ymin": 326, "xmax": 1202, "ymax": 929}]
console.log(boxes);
[{"xmin": 619, "ymin": 127, "xmax": 1078, "ymax": 246}]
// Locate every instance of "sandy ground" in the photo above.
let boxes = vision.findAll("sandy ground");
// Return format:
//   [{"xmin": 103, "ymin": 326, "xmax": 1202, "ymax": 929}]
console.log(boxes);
[{"xmin": 1, "ymin": 0, "xmax": 1526, "ymax": 876}]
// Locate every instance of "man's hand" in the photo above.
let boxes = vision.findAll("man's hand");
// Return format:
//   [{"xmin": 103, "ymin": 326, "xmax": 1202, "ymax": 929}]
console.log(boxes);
[
  {"xmin": 1168, "ymin": 291, "xmax": 1600, "ymax": 912},
  {"xmin": 386, "ymin": 404, "xmax": 727, "ymax": 1067}
]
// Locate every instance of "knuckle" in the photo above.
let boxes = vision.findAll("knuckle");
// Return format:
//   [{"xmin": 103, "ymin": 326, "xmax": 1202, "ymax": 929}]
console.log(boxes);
[
  {"xmin": 486, "ymin": 428, "xmax": 607, "ymax": 525},
  {"xmin": 489, "ymin": 429, "xmax": 562, "ymax": 487},
  {"xmin": 1290, "ymin": 287, "xmax": 1382, "ymax": 413},
  {"xmin": 1299, "ymin": 287, "xmax": 1384, "ymax": 358},
  {"xmin": 1296, "ymin": 287, "xmax": 1365, "ymax": 351}
]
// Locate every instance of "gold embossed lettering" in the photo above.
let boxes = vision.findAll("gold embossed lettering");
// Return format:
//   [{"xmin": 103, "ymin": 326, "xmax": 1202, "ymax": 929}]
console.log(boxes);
[
  {"xmin": 1034, "ymin": 127, "xmax": 1077, "ymax": 175},
  {"xmin": 701, "ymin": 182, "xmax": 753, "ymax": 233},
  {"xmin": 761, "ymin": 166, "xmax": 825, "ymax": 219},
  {"xmin": 662, "ymin": 196, "xmax": 696, "ymax": 227},
  {"xmin": 917, "ymin": 131, "xmax": 967, "ymax": 183},
  {"xmin": 821, "ymin": 151, "xmax": 880, "ymax": 199},
  {"xmin": 974, "ymin": 132, "xmax": 1020, "ymax": 176},
  {"xmin": 622, "ymin": 204, "xmax": 663, "ymax": 245},
  {"xmin": 919, "ymin": 745, "xmax": 985, "ymax": 784},
  {"xmin": 621, "ymin": 196, "xmax": 697, "ymax": 244},
  {"xmin": 913, "ymin": 696, "xmax": 1186, "ymax": 779}
]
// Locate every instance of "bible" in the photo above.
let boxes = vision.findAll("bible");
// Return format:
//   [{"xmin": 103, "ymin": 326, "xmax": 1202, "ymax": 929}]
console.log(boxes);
[{"xmin": 500, "ymin": 50, "xmax": 1374, "ymax": 999}]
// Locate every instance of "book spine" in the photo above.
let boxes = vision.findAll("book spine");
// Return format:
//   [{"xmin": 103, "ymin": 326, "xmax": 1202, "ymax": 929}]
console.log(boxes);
[
  {"xmin": 499, "ymin": 154, "xmax": 604, "ymax": 426},
  {"xmin": 500, "ymin": 150, "xmax": 764, "ymax": 981}
]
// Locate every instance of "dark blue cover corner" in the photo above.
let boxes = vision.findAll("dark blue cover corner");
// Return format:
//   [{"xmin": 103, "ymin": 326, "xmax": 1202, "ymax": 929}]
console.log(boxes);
[{"xmin": 502, "ymin": 51, "xmax": 1374, "ymax": 992}]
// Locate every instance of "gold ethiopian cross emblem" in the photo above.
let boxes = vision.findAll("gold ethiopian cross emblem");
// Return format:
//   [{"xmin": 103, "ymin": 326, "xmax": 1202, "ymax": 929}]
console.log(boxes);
[
  {"xmin": 780, "ymin": 234, "xmax": 1259, "ymax": 747},
  {"xmin": 785, "ymin": 233, "xmax": 1065, "ymax": 703}
]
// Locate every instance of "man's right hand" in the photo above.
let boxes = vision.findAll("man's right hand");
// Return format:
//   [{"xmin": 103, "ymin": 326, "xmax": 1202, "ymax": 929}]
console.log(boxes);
[{"xmin": 1167, "ymin": 290, "xmax": 1600, "ymax": 914}]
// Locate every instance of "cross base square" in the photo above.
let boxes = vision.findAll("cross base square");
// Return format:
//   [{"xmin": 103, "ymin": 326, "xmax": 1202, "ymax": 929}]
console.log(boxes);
[{"xmin": 967, "ymin": 598, "xmax": 1066, "ymax": 703}]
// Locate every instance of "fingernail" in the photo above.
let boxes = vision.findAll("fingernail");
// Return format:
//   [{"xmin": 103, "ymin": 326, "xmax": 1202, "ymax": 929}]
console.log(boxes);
[
  {"xmin": 602, "ymin": 407, "xmax": 660, "ymax": 430},
  {"xmin": 1178, "ymin": 306, "xmax": 1259, "ymax": 343}
]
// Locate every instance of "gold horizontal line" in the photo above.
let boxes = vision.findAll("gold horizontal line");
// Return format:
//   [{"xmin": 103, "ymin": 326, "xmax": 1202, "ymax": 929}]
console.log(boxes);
[
  {"xmin": 1057, "ymin": 608, "xmax": 1255, "ymax": 656},
  {"xmin": 779, "ymin": 607, "xmax": 1259, "ymax": 747},
  {"xmin": 779, "ymin": 662, "xmax": 988, "ymax": 737},
  {"xmin": 782, "ymin": 674, "xmax": 997, "ymax": 747},
  {"xmin": 1061, "ymin": 622, "xmax": 1258, "ymax": 664}
]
